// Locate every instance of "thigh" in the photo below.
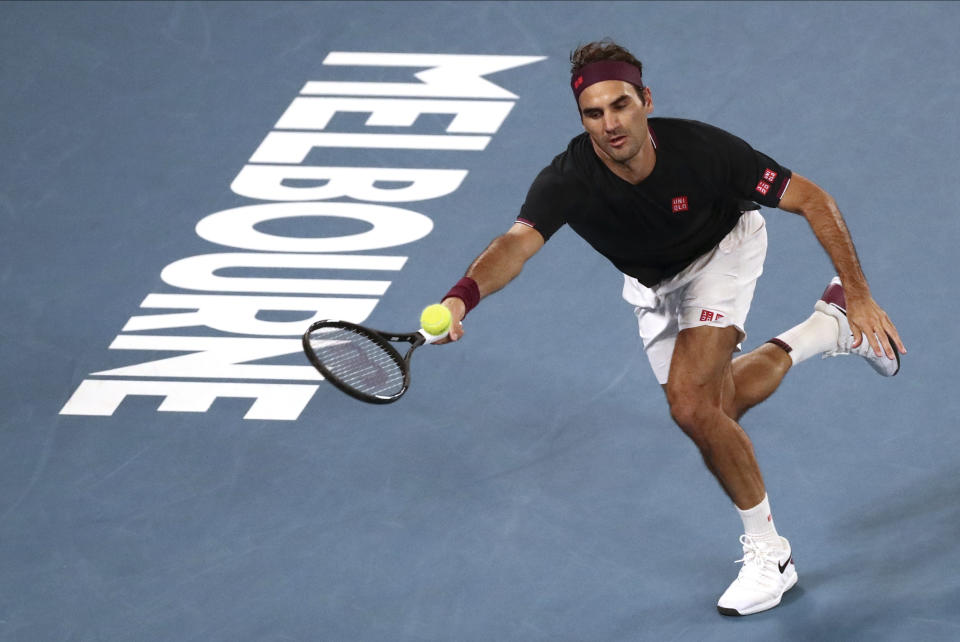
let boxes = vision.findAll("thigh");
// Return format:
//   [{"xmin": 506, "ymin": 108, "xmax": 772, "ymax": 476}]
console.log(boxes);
[
  {"xmin": 624, "ymin": 211, "xmax": 767, "ymax": 386},
  {"xmin": 668, "ymin": 325, "xmax": 741, "ymax": 398},
  {"xmin": 623, "ymin": 274, "xmax": 682, "ymax": 385}
]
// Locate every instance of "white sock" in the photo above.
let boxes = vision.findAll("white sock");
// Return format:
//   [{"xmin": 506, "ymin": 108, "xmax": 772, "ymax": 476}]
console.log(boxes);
[
  {"xmin": 738, "ymin": 494, "xmax": 780, "ymax": 546},
  {"xmin": 772, "ymin": 310, "xmax": 839, "ymax": 366}
]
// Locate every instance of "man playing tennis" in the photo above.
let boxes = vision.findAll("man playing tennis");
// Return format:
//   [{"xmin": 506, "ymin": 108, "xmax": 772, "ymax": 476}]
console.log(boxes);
[{"xmin": 437, "ymin": 40, "xmax": 905, "ymax": 616}]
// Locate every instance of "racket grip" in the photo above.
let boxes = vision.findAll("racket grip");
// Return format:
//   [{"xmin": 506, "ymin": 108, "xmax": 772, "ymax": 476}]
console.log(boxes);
[{"xmin": 419, "ymin": 323, "xmax": 460, "ymax": 344}]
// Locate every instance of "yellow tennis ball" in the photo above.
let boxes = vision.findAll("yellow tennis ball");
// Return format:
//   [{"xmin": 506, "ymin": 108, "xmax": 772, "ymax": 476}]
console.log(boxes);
[{"xmin": 420, "ymin": 304, "xmax": 452, "ymax": 335}]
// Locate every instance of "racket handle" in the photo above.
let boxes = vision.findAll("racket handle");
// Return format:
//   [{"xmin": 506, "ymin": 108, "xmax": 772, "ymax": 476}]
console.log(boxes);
[{"xmin": 418, "ymin": 323, "xmax": 459, "ymax": 344}]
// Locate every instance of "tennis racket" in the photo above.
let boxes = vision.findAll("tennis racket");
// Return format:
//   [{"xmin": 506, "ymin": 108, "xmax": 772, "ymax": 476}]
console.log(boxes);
[{"xmin": 302, "ymin": 319, "xmax": 447, "ymax": 404}]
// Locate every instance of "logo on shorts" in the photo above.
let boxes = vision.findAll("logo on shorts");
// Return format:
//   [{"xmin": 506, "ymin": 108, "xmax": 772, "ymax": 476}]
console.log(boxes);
[
  {"xmin": 755, "ymin": 181, "xmax": 771, "ymax": 196},
  {"xmin": 699, "ymin": 310, "xmax": 725, "ymax": 322},
  {"xmin": 672, "ymin": 196, "xmax": 689, "ymax": 213},
  {"xmin": 763, "ymin": 169, "xmax": 778, "ymax": 182}
]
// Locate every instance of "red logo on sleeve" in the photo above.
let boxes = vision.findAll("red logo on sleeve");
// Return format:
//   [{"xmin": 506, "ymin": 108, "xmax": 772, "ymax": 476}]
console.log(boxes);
[
  {"xmin": 763, "ymin": 169, "xmax": 778, "ymax": 182},
  {"xmin": 755, "ymin": 181, "xmax": 771, "ymax": 195},
  {"xmin": 699, "ymin": 310, "xmax": 725, "ymax": 322},
  {"xmin": 672, "ymin": 196, "xmax": 689, "ymax": 213}
]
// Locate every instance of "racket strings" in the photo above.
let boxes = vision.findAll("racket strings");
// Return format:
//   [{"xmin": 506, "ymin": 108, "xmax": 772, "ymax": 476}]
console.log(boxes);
[{"xmin": 308, "ymin": 327, "xmax": 405, "ymax": 398}]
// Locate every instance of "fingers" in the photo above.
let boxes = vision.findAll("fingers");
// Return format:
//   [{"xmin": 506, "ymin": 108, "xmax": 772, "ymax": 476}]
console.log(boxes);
[
  {"xmin": 875, "ymin": 309, "xmax": 907, "ymax": 356},
  {"xmin": 448, "ymin": 318, "xmax": 465, "ymax": 342},
  {"xmin": 873, "ymin": 321, "xmax": 896, "ymax": 360},
  {"xmin": 849, "ymin": 304, "xmax": 906, "ymax": 361},
  {"xmin": 432, "ymin": 297, "xmax": 467, "ymax": 345},
  {"xmin": 430, "ymin": 317, "xmax": 464, "ymax": 345},
  {"xmin": 868, "ymin": 327, "xmax": 886, "ymax": 359},
  {"xmin": 869, "ymin": 309, "xmax": 906, "ymax": 361},
  {"xmin": 849, "ymin": 324, "xmax": 865, "ymax": 350},
  {"xmin": 887, "ymin": 323, "xmax": 908, "ymax": 355}
]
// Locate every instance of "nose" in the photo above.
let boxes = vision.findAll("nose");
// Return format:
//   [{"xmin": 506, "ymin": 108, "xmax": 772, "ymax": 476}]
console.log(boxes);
[{"xmin": 603, "ymin": 112, "xmax": 620, "ymax": 133}]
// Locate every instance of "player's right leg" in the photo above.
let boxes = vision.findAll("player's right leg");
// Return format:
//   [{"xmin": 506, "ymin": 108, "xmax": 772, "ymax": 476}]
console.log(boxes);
[
  {"xmin": 813, "ymin": 277, "xmax": 900, "ymax": 375},
  {"xmin": 769, "ymin": 276, "xmax": 900, "ymax": 375},
  {"xmin": 725, "ymin": 343, "xmax": 791, "ymax": 420}
]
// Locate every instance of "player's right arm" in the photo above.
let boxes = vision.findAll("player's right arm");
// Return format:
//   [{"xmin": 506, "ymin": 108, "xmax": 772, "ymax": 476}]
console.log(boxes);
[{"xmin": 441, "ymin": 222, "xmax": 545, "ymax": 342}]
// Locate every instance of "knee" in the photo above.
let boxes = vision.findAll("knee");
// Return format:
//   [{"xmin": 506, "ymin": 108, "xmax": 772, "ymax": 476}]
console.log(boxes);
[{"xmin": 666, "ymin": 387, "xmax": 723, "ymax": 442}]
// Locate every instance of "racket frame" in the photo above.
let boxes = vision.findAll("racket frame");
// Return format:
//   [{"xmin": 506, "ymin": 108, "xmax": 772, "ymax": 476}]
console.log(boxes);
[{"xmin": 302, "ymin": 319, "xmax": 427, "ymax": 404}]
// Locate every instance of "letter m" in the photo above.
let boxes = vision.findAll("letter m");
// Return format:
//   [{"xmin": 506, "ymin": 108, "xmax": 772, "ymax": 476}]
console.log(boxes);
[{"xmin": 301, "ymin": 52, "xmax": 547, "ymax": 99}]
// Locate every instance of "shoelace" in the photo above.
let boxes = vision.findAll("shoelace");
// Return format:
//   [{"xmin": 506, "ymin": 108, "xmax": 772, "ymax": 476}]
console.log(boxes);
[
  {"xmin": 830, "ymin": 331, "xmax": 878, "ymax": 358},
  {"xmin": 835, "ymin": 329, "xmax": 860, "ymax": 354},
  {"xmin": 734, "ymin": 535, "xmax": 784, "ymax": 585},
  {"xmin": 734, "ymin": 534, "xmax": 769, "ymax": 566}
]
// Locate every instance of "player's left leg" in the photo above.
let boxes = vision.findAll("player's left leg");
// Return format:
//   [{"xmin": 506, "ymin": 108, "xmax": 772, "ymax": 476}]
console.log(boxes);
[
  {"xmin": 626, "ymin": 210, "xmax": 797, "ymax": 615},
  {"xmin": 667, "ymin": 327, "xmax": 798, "ymax": 616},
  {"xmin": 666, "ymin": 325, "xmax": 797, "ymax": 616},
  {"xmin": 666, "ymin": 325, "xmax": 765, "ymax": 507}
]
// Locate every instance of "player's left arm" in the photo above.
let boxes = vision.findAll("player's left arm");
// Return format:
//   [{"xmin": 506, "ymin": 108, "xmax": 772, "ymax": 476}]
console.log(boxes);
[{"xmin": 778, "ymin": 173, "xmax": 906, "ymax": 359}]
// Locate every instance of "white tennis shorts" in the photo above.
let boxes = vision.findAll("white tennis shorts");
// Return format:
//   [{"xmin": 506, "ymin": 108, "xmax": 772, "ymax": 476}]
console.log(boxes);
[{"xmin": 622, "ymin": 210, "xmax": 768, "ymax": 384}]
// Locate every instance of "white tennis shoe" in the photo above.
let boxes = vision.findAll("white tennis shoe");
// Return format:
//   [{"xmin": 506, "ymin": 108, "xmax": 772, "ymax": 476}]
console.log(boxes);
[
  {"xmin": 717, "ymin": 535, "xmax": 797, "ymax": 616},
  {"xmin": 814, "ymin": 277, "xmax": 900, "ymax": 376}
]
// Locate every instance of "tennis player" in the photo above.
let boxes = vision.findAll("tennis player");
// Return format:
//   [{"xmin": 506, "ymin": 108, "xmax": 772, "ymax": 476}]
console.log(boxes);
[{"xmin": 438, "ymin": 40, "xmax": 905, "ymax": 615}]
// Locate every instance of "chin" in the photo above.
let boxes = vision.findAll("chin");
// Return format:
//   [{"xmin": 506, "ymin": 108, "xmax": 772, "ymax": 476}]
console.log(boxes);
[{"xmin": 609, "ymin": 146, "xmax": 639, "ymax": 163}]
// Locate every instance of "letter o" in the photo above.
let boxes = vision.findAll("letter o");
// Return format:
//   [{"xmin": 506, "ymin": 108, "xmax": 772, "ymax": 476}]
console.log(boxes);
[{"xmin": 195, "ymin": 202, "xmax": 433, "ymax": 252}]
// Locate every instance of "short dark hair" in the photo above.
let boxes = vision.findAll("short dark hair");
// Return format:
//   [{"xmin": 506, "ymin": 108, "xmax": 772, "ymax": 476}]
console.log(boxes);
[{"xmin": 570, "ymin": 39, "xmax": 645, "ymax": 102}]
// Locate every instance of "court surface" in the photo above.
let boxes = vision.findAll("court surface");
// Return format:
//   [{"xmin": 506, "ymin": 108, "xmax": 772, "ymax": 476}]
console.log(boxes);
[{"xmin": 2, "ymin": 2, "xmax": 959, "ymax": 640}]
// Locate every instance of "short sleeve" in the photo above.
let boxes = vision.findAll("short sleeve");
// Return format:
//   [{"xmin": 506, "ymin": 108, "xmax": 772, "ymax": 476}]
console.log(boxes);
[
  {"xmin": 516, "ymin": 162, "xmax": 577, "ymax": 242},
  {"xmin": 719, "ymin": 129, "xmax": 793, "ymax": 208}
]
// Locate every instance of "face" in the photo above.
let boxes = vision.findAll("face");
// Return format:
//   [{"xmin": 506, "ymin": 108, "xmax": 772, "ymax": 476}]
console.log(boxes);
[{"xmin": 578, "ymin": 80, "xmax": 653, "ymax": 165}]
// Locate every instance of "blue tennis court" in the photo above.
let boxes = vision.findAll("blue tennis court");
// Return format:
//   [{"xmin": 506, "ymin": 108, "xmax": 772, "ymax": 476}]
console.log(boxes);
[{"xmin": 2, "ymin": 2, "xmax": 958, "ymax": 639}]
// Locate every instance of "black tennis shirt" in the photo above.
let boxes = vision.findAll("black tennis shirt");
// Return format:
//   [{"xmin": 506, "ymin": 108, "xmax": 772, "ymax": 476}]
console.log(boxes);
[{"xmin": 516, "ymin": 118, "xmax": 792, "ymax": 287}]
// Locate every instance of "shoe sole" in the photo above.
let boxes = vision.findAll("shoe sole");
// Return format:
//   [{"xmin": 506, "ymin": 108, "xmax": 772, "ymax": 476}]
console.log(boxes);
[{"xmin": 717, "ymin": 571, "xmax": 799, "ymax": 617}]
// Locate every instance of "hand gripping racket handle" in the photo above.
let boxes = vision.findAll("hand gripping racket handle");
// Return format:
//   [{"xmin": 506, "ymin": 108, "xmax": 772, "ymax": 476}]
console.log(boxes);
[
  {"xmin": 418, "ymin": 317, "xmax": 462, "ymax": 344},
  {"xmin": 419, "ymin": 328, "xmax": 449, "ymax": 344}
]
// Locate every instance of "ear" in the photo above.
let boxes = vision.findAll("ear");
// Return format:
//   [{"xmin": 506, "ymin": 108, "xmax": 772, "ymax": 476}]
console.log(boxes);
[{"xmin": 642, "ymin": 86, "xmax": 654, "ymax": 113}]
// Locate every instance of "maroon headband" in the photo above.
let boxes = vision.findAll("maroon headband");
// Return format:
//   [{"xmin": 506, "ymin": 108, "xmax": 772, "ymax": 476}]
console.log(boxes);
[{"xmin": 571, "ymin": 60, "xmax": 644, "ymax": 101}]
